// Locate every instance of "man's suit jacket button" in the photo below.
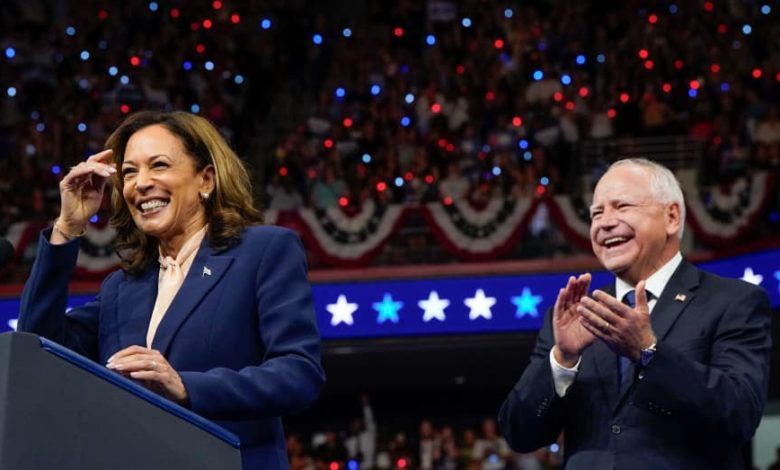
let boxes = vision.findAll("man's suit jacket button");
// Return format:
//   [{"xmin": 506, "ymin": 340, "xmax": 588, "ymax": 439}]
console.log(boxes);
[{"xmin": 611, "ymin": 424, "xmax": 621, "ymax": 434}]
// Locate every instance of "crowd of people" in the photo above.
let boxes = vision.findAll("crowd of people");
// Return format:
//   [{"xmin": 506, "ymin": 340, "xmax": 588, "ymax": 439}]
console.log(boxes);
[
  {"xmin": 287, "ymin": 397, "xmax": 562, "ymax": 470},
  {"xmin": 1, "ymin": 0, "xmax": 779, "ymax": 234}
]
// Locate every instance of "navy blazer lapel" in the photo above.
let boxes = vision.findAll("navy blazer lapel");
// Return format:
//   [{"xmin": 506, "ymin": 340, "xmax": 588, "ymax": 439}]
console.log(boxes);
[
  {"xmin": 650, "ymin": 260, "xmax": 699, "ymax": 341},
  {"xmin": 614, "ymin": 261, "xmax": 699, "ymax": 407},
  {"xmin": 150, "ymin": 240, "xmax": 233, "ymax": 355},
  {"xmin": 117, "ymin": 267, "xmax": 158, "ymax": 349}
]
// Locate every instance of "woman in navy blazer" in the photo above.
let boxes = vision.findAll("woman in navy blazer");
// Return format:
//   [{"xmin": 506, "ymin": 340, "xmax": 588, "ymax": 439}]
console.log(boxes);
[{"xmin": 19, "ymin": 111, "xmax": 325, "ymax": 469}]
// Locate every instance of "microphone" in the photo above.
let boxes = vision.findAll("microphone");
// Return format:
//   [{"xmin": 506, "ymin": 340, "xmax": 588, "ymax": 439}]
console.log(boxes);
[{"xmin": 0, "ymin": 238, "xmax": 15, "ymax": 270}]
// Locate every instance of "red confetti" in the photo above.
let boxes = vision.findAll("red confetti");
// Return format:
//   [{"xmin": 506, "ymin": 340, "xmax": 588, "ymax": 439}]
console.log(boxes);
[
  {"xmin": 752, "ymin": 68, "xmax": 762, "ymax": 79},
  {"xmin": 278, "ymin": 167, "xmax": 288, "ymax": 176},
  {"xmin": 619, "ymin": 93, "xmax": 630, "ymax": 103},
  {"xmin": 662, "ymin": 83, "xmax": 672, "ymax": 93},
  {"xmin": 644, "ymin": 60, "xmax": 654, "ymax": 70},
  {"xmin": 376, "ymin": 181, "xmax": 387, "ymax": 192},
  {"xmin": 431, "ymin": 103, "xmax": 441, "ymax": 113},
  {"xmin": 203, "ymin": 19, "xmax": 213, "ymax": 29},
  {"xmin": 393, "ymin": 27, "xmax": 404, "ymax": 37},
  {"xmin": 196, "ymin": 44, "xmax": 206, "ymax": 54},
  {"xmin": 343, "ymin": 117, "xmax": 353, "ymax": 127},
  {"xmin": 648, "ymin": 14, "xmax": 658, "ymax": 24},
  {"xmin": 230, "ymin": 14, "xmax": 240, "ymax": 24},
  {"xmin": 607, "ymin": 108, "xmax": 617, "ymax": 118},
  {"xmin": 170, "ymin": 8, "xmax": 180, "ymax": 19},
  {"xmin": 323, "ymin": 138, "xmax": 334, "ymax": 149},
  {"xmin": 129, "ymin": 56, "xmax": 141, "ymax": 67},
  {"xmin": 638, "ymin": 49, "xmax": 649, "ymax": 59},
  {"xmin": 120, "ymin": 104, "xmax": 130, "ymax": 114},
  {"xmin": 494, "ymin": 39, "xmax": 504, "ymax": 49},
  {"xmin": 212, "ymin": 1, "xmax": 222, "ymax": 9},
  {"xmin": 512, "ymin": 116, "xmax": 523, "ymax": 127}
]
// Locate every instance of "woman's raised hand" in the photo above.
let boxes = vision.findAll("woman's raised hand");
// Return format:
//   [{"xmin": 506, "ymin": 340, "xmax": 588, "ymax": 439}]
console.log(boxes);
[{"xmin": 54, "ymin": 149, "xmax": 115, "ymax": 241}]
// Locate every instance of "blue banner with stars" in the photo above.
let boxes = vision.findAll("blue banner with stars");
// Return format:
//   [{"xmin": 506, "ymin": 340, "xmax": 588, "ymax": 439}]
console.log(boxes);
[{"xmin": 1, "ymin": 247, "xmax": 779, "ymax": 339}]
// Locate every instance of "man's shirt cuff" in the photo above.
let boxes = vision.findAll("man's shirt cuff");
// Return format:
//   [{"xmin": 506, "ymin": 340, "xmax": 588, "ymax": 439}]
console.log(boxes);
[{"xmin": 549, "ymin": 348, "xmax": 581, "ymax": 397}]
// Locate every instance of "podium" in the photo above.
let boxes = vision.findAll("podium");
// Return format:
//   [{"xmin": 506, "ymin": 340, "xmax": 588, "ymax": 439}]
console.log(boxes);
[{"xmin": 0, "ymin": 332, "xmax": 242, "ymax": 469}]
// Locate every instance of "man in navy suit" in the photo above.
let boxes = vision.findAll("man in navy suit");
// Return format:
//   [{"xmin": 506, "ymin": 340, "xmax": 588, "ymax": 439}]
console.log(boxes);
[{"xmin": 499, "ymin": 158, "xmax": 771, "ymax": 469}]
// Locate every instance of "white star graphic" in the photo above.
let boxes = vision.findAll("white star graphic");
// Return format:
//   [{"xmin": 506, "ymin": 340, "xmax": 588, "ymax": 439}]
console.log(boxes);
[
  {"xmin": 418, "ymin": 291, "xmax": 450, "ymax": 322},
  {"xmin": 326, "ymin": 295, "xmax": 358, "ymax": 326},
  {"xmin": 464, "ymin": 289, "xmax": 496, "ymax": 320},
  {"xmin": 7, "ymin": 319, "xmax": 17, "ymax": 331},
  {"xmin": 741, "ymin": 267, "xmax": 763, "ymax": 286}
]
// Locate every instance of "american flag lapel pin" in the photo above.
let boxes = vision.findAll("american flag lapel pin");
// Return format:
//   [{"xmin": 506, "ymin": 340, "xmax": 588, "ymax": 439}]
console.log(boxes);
[
  {"xmin": 202, "ymin": 266, "xmax": 212, "ymax": 277},
  {"xmin": 674, "ymin": 293, "xmax": 686, "ymax": 302}
]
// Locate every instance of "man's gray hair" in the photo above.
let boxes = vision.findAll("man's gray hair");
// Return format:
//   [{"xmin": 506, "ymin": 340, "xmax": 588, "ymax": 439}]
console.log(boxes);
[{"xmin": 608, "ymin": 158, "xmax": 686, "ymax": 239}]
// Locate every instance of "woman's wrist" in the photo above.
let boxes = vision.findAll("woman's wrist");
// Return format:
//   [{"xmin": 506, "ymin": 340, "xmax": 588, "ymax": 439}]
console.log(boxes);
[{"xmin": 53, "ymin": 219, "xmax": 87, "ymax": 241}]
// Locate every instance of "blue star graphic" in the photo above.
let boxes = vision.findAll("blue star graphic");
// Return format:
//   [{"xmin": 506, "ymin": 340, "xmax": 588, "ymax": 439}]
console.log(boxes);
[
  {"xmin": 511, "ymin": 287, "xmax": 543, "ymax": 318},
  {"xmin": 775, "ymin": 270, "xmax": 780, "ymax": 293},
  {"xmin": 373, "ymin": 293, "xmax": 404, "ymax": 324}
]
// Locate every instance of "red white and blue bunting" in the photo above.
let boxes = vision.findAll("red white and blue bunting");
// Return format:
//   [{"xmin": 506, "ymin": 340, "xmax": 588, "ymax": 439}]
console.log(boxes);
[{"xmin": 2, "ymin": 170, "xmax": 775, "ymax": 275}]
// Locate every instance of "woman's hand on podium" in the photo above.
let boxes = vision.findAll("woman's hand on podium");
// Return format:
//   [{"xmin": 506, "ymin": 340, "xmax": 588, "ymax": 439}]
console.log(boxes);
[{"xmin": 106, "ymin": 345, "xmax": 189, "ymax": 406}]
